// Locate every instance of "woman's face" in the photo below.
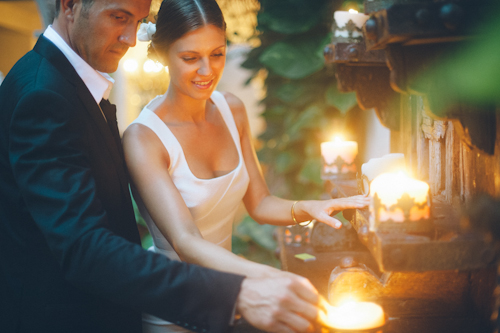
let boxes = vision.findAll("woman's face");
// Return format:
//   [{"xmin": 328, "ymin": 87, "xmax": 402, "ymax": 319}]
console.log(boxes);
[{"xmin": 166, "ymin": 24, "xmax": 226, "ymax": 100}]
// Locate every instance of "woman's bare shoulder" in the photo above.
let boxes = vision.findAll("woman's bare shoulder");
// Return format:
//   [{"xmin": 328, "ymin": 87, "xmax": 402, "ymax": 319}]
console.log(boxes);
[
  {"xmin": 123, "ymin": 122, "xmax": 170, "ymax": 164},
  {"xmin": 220, "ymin": 91, "xmax": 249, "ymax": 132}
]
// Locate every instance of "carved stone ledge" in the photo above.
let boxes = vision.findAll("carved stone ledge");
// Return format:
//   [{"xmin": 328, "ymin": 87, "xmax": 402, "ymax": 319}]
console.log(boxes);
[
  {"xmin": 324, "ymin": 43, "xmax": 400, "ymax": 131},
  {"xmin": 421, "ymin": 114, "xmax": 447, "ymax": 142},
  {"xmin": 363, "ymin": 1, "xmax": 481, "ymax": 51},
  {"xmin": 358, "ymin": 0, "xmax": 496, "ymax": 154},
  {"xmin": 336, "ymin": 64, "xmax": 400, "ymax": 131},
  {"xmin": 437, "ymin": 103, "xmax": 496, "ymax": 155},
  {"xmin": 325, "ymin": 43, "xmax": 386, "ymax": 65}
]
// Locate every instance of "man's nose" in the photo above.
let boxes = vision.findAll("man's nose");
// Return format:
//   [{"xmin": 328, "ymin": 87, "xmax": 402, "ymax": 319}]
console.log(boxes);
[{"xmin": 119, "ymin": 24, "xmax": 137, "ymax": 47}]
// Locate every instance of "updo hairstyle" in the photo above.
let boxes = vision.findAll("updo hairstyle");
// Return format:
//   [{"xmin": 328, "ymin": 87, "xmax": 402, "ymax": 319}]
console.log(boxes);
[{"xmin": 149, "ymin": 0, "xmax": 227, "ymax": 66}]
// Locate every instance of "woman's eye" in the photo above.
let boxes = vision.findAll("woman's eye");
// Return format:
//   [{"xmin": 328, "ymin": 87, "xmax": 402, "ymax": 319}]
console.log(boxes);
[
  {"xmin": 113, "ymin": 15, "xmax": 125, "ymax": 21},
  {"xmin": 212, "ymin": 53, "xmax": 224, "ymax": 57},
  {"xmin": 182, "ymin": 57, "xmax": 196, "ymax": 62}
]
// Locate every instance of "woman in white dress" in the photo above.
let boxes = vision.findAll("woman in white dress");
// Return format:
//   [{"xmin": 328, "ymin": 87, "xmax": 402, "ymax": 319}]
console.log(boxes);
[{"xmin": 123, "ymin": 0, "xmax": 370, "ymax": 332}]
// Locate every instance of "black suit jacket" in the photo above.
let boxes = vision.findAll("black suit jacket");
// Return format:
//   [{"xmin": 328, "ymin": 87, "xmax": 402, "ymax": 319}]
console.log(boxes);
[{"xmin": 0, "ymin": 36, "xmax": 244, "ymax": 333}]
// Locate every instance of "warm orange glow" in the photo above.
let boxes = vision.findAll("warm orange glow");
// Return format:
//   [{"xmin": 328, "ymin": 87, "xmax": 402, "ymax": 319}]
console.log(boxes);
[
  {"xmin": 348, "ymin": 9, "xmax": 358, "ymax": 14},
  {"xmin": 331, "ymin": 134, "xmax": 345, "ymax": 142},
  {"xmin": 322, "ymin": 300, "xmax": 385, "ymax": 330},
  {"xmin": 370, "ymin": 172, "xmax": 430, "ymax": 223},
  {"xmin": 321, "ymin": 136, "xmax": 358, "ymax": 168}
]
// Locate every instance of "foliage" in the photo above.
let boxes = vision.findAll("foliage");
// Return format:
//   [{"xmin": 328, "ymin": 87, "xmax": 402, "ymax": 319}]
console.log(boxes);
[
  {"xmin": 232, "ymin": 216, "xmax": 281, "ymax": 268},
  {"xmin": 416, "ymin": 1, "xmax": 500, "ymax": 115},
  {"xmin": 131, "ymin": 194, "xmax": 153, "ymax": 250},
  {"xmin": 242, "ymin": 0, "xmax": 362, "ymax": 200}
]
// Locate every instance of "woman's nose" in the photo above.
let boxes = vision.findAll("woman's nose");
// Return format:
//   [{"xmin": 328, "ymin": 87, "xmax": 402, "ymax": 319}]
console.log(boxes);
[{"xmin": 197, "ymin": 58, "xmax": 213, "ymax": 76}]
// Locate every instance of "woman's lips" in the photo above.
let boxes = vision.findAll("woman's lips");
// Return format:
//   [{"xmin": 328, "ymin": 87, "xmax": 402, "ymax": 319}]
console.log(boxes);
[{"xmin": 192, "ymin": 79, "xmax": 213, "ymax": 90}]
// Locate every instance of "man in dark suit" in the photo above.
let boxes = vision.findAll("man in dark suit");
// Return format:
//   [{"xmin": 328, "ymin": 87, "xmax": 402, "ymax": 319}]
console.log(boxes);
[{"xmin": 0, "ymin": 0, "xmax": 323, "ymax": 332}]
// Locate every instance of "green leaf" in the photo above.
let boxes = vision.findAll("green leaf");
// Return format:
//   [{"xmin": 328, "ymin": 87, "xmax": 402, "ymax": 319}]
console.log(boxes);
[
  {"xmin": 141, "ymin": 233, "xmax": 153, "ymax": 250},
  {"xmin": 258, "ymin": 0, "xmax": 329, "ymax": 34},
  {"xmin": 261, "ymin": 105, "xmax": 287, "ymax": 120},
  {"xmin": 235, "ymin": 216, "xmax": 277, "ymax": 251},
  {"xmin": 259, "ymin": 33, "xmax": 331, "ymax": 79},
  {"xmin": 325, "ymin": 83, "xmax": 358, "ymax": 114},
  {"xmin": 276, "ymin": 151, "xmax": 298, "ymax": 173},
  {"xmin": 231, "ymin": 235, "xmax": 250, "ymax": 255},
  {"xmin": 298, "ymin": 158, "xmax": 322, "ymax": 185},
  {"xmin": 287, "ymin": 104, "xmax": 323, "ymax": 137}
]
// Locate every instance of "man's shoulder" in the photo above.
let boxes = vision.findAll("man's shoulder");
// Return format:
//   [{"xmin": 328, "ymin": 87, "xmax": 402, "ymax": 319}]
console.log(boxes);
[{"xmin": 1, "ymin": 49, "xmax": 76, "ymax": 105}]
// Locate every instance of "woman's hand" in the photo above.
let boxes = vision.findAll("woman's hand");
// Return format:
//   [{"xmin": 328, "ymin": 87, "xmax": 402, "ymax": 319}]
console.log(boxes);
[{"xmin": 295, "ymin": 196, "xmax": 371, "ymax": 229}]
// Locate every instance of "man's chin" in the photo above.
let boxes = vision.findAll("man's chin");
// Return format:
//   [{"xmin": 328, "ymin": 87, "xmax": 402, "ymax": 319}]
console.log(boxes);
[{"xmin": 94, "ymin": 61, "xmax": 120, "ymax": 74}]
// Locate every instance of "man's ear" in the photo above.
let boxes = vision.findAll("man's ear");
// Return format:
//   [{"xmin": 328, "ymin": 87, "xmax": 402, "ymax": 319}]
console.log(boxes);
[{"xmin": 60, "ymin": 0, "xmax": 79, "ymax": 21}]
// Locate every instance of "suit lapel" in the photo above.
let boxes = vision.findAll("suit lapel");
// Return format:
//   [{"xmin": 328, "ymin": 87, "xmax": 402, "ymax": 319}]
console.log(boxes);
[{"xmin": 33, "ymin": 36, "xmax": 130, "ymax": 198}]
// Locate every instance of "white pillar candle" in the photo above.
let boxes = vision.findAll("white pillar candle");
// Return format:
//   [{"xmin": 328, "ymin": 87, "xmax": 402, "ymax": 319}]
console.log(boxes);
[
  {"xmin": 321, "ymin": 137, "xmax": 358, "ymax": 175},
  {"xmin": 334, "ymin": 10, "xmax": 369, "ymax": 38},
  {"xmin": 369, "ymin": 172, "xmax": 430, "ymax": 225},
  {"xmin": 362, "ymin": 153, "xmax": 406, "ymax": 182}
]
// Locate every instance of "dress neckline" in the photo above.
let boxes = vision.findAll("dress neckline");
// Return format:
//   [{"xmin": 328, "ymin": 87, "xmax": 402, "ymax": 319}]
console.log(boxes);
[{"xmin": 143, "ymin": 95, "xmax": 242, "ymax": 182}]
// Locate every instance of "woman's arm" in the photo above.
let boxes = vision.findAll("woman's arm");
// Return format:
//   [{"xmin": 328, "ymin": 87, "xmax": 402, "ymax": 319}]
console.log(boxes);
[
  {"xmin": 123, "ymin": 123, "xmax": 279, "ymax": 279},
  {"xmin": 223, "ymin": 92, "xmax": 370, "ymax": 229}
]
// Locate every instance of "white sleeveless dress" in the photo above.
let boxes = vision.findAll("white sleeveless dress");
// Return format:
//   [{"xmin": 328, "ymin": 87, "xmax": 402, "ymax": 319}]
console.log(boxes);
[{"xmin": 130, "ymin": 91, "xmax": 250, "ymax": 332}]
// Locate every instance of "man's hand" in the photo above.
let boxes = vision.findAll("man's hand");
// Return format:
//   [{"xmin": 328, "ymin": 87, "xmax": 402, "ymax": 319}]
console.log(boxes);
[{"xmin": 236, "ymin": 271, "xmax": 324, "ymax": 332}]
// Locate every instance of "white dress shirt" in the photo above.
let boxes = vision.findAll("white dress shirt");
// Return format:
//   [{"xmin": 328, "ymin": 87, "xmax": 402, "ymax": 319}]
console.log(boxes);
[{"xmin": 43, "ymin": 25, "xmax": 114, "ymax": 104}]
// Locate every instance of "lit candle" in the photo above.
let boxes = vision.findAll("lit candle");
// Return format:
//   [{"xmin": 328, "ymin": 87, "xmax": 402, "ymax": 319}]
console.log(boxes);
[
  {"xmin": 323, "ymin": 300, "xmax": 385, "ymax": 330},
  {"xmin": 321, "ymin": 136, "xmax": 358, "ymax": 176},
  {"xmin": 369, "ymin": 172, "xmax": 430, "ymax": 226},
  {"xmin": 362, "ymin": 153, "xmax": 406, "ymax": 182},
  {"xmin": 334, "ymin": 9, "xmax": 369, "ymax": 38}
]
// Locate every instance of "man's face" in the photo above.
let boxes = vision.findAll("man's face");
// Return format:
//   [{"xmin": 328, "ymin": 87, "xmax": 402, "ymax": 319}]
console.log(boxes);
[{"xmin": 69, "ymin": 0, "xmax": 151, "ymax": 73}]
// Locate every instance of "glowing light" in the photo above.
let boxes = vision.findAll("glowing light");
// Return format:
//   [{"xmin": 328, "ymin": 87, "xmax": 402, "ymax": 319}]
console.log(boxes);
[
  {"xmin": 123, "ymin": 59, "xmax": 138, "ymax": 72},
  {"xmin": 165, "ymin": 66, "xmax": 169, "ymax": 73},
  {"xmin": 321, "ymin": 135, "xmax": 358, "ymax": 172},
  {"xmin": 143, "ymin": 59, "xmax": 163, "ymax": 73},
  {"xmin": 323, "ymin": 300, "xmax": 385, "ymax": 330},
  {"xmin": 334, "ymin": 295, "xmax": 358, "ymax": 307},
  {"xmin": 370, "ymin": 172, "xmax": 430, "ymax": 223},
  {"xmin": 348, "ymin": 9, "xmax": 359, "ymax": 14}
]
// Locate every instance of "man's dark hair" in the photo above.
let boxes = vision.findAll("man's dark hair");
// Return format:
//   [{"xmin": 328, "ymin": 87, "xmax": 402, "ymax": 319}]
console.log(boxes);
[{"xmin": 54, "ymin": 0, "xmax": 95, "ymax": 16}]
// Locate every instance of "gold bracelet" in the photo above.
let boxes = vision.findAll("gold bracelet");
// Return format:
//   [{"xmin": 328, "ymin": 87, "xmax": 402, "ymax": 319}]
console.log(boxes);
[{"xmin": 291, "ymin": 201, "xmax": 312, "ymax": 226}]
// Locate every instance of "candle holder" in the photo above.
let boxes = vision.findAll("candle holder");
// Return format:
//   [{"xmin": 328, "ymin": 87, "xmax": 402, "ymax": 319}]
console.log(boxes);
[
  {"xmin": 332, "ymin": 10, "xmax": 369, "ymax": 43},
  {"xmin": 370, "ymin": 190, "xmax": 433, "ymax": 234},
  {"xmin": 333, "ymin": 20, "xmax": 364, "ymax": 43},
  {"xmin": 321, "ymin": 155, "xmax": 357, "ymax": 181},
  {"xmin": 356, "ymin": 172, "xmax": 370, "ymax": 196},
  {"xmin": 284, "ymin": 223, "xmax": 313, "ymax": 246}
]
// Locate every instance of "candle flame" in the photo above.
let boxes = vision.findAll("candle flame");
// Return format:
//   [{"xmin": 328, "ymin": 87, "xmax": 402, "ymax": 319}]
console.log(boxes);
[
  {"xmin": 330, "ymin": 135, "xmax": 344, "ymax": 142},
  {"xmin": 348, "ymin": 9, "xmax": 358, "ymax": 14}
]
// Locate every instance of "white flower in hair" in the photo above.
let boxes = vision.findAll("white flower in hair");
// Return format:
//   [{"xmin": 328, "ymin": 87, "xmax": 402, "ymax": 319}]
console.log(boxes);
[{"xmin": 137, "ymin": 22, "xmax": 156, "ymax": 42}]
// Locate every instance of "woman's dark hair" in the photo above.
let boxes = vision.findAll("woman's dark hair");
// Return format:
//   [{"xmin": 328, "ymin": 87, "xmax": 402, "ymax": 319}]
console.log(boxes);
[{"xmin": 149, "ymin": 0, "xmax": 226, "ymax": 65}]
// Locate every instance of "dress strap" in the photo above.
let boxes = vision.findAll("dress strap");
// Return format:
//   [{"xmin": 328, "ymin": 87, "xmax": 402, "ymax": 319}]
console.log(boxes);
[
  {"xmin": 210, "ymin": 91, "xmax": 242, "ymax": 154},
  {"xmin": 131, "ymin": 108, "xmax": 184, "ymax": 172}
]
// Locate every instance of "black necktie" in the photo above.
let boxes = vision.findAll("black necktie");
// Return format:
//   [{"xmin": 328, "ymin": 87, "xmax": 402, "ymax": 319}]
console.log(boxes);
[{"xmin": 99, "ymin": 99, "xmax": 123, "ymax": 159}]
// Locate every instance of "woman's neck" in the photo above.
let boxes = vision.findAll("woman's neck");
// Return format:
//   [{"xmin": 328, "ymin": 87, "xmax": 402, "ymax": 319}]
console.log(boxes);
[{"xmin": 161, "ymin": 87, "xmax": 211, "ymax": 123}]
